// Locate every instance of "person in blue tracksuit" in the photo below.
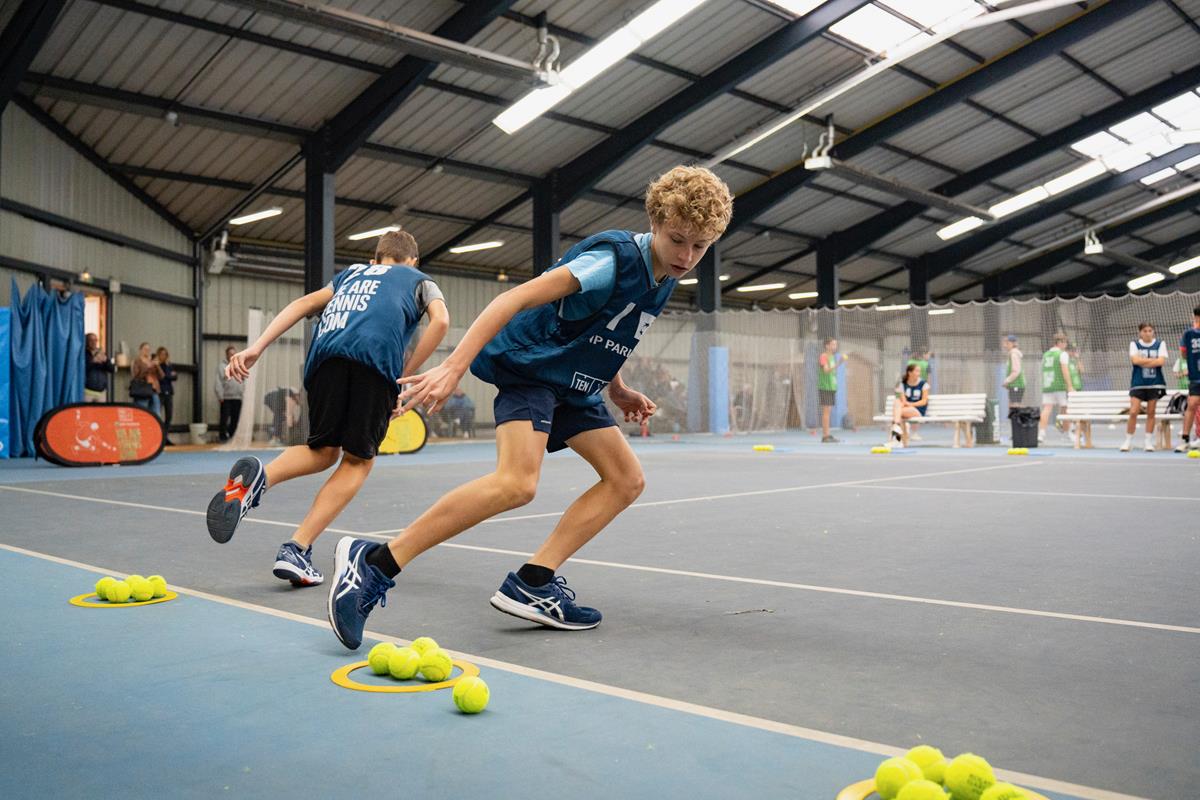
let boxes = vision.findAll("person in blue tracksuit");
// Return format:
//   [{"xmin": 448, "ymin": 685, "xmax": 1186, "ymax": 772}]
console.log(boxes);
[{"xmin": 326, "ymin": 166, "xmax": 734, "ymax": 650}]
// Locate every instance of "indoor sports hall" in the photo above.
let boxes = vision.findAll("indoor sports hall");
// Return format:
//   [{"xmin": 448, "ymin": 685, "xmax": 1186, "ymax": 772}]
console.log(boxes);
[{"xmin": 1, "ymin": 2, "xmax": 1198, "ymax": 800}]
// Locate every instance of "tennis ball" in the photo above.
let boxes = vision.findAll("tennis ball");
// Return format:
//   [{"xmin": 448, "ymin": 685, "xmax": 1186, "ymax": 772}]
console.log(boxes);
[
  {"xmin": 979, "ymin": 784, "xmax": 1027, "ymax": 800},
  {"xmin": 387, "ymin": 647, "xmax": 421, "ymax": 680},
  {"xmin": 1188, "ymin": 450, "xmax": 1200, "ymax": 459},
  {"xmin": 452, "ymin": 676, "xmax": 490, "ymax": 714},
  {"xmin": 906, "ymin": 745, "xmax": 947, "ymax": 784},
  {"xmin": 95, "ymin": 577, "xmax": 117, "ymax": 601},
  {"xmin": 367, "ymin": 642, "xmax": 396, "ymax": 675},
  {"xmin": 875, "ymin": 757, "xmax": 924, "ymax": 800},
  {"xmin": 127, "ymin": 576, "xmax": 153, "ymax": 602},
  {"xmin": 944, "ymin": 753, "xmax": 996, "ymax": 800},
  {"xmin": 896, "ymin": 780, "xmax": 949, "ymax": 800},
  {"xmin": 108, "ymin": 580, "xmax": 132, "ymax": 603},
  {"xmin": 410, "ymin": 636, "xmax": 439, "ymax": 655},
  {"xmin": 418, "ymin": 648, "xmax": 454, "ymax": 682},
  {"xmin": 146, "ymin": 575, "xmax": 167, "ymax": 598}
]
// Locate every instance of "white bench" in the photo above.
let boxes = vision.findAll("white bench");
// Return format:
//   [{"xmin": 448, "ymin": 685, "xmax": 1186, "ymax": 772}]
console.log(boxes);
[
  {"xmin": 873, "ymin": 393, "xmax": 987, "ymax": 448},
  {"xmin": 1057, "ymin": 389, "xmax": 1184, "ymax": 449}
]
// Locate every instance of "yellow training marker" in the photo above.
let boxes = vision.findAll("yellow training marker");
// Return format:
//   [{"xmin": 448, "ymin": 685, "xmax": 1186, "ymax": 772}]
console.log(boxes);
[
  {"xmin": 871, "ymin": 446, "xmax": 891, "ymax": 454},
  {"xmin": 752, "ymin": 444, "xmax": 774, "ymax": 452},
  {"xmin": 1188, "ymin": 450, "xmax": 1200, "ymax": 459},
  {"xmin": 331, "ymin": 657, "xmax": 480, "ymax": 693},
  {"xmin": 1007, "ymin": 447, "xmax": 1029, "ymax": 455}
]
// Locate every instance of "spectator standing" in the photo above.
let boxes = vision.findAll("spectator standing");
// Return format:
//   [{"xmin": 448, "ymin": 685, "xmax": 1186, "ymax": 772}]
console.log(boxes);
[
  {"xmin": 1001, "ymin": 334, "xmax": 1025, "ymax": 407},
  {"xmin": 1122, "ymin": 323, "xmax": 1167, "ymax": 452},
  {"xmin": 84, "ymin": 332, "xmax": 114, "ymax": 402},
  {"xmin": 1038, "ymin": 333, "xmax": 1072, "ymax": 443},
  {"xmin": 157, "ymin": 346, "xmax": 177, "ymax": 445},
  {"xmin": 817, "ymin": 338, "xmax": 845, "ymax": 443},
  {"xmin": 130, "ymin": 341, "xmax": 163, "ymax": 418},
  {"xmin": 442, "ymin": 389, "xmax": 476, "ymax": 438},
  {"xmin": 216, "ymin": 345, "xmax": 245, "ymax": 442}
]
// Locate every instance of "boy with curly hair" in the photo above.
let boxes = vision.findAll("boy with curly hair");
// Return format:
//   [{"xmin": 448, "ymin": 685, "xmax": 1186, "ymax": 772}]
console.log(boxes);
[{"xmin": 327, "ymin": 166, "xmax": 733, "ymax": 649}]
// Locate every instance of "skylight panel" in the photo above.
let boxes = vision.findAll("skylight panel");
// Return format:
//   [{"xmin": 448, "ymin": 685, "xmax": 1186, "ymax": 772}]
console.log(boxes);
[
  {"xmin": 1139, "ymin": 168, "xmax": 1176, "ymax": 186},
  {"xmin": 1175, "ymin": 153, "xmax": 1200, "ymax": 172},
  {"xmin": 1151, "ymin": 91, "xmax": 1200, "ymax": 129},
  {"xmin": 765, "ymin": 0, "xmax": 827, "ymax": 14},
  {"xmin": 830, "ymin": 4, "xmax": 927, "ymax": 53},
  {"xmin": 1071, "ymin": 131, "xmax": 1124, "ymax": 158},
  {"xmin": 881, "ymin": 0, "xmax": 983, "ymax": 30},
  {"xmin": 1109, "ymin": 112, "xmax": 1173, "ymax": 144}
]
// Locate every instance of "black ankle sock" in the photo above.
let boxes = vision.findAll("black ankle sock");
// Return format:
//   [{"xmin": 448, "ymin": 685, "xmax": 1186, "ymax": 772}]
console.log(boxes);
[
  {"xmin": 517, "ymin": 563, "xmax": 554, "ymax": 587},
  {"xmin": 366, "ymin": 544, "xmax": 401, "ymax": 579}
]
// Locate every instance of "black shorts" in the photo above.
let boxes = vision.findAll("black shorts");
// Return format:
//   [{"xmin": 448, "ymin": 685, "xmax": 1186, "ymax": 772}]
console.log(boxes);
[
  {"xmin": 1191, "ymin": 382, "xmax": 1200, "ymax": 397},
  {"xmin": 1129, "ymin": 387, "xmax": 1166, "ymax": 402},
  {"xmin": 818, "ymin": 389, "xmax": 837, "ymax": 407},
  {"xmin": 1007, "ymin": 386, "xmax": 1025, "ymax": 405},
  {"xmin": 306, "ymin": 357, "xmax": 396, "ymax": 459}
]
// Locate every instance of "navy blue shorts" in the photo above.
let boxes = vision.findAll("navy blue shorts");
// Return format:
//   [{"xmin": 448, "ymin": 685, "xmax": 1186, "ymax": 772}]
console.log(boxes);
[{"xmin": 493, "ymin": 382, "xmax": 616, "ymax": 453}]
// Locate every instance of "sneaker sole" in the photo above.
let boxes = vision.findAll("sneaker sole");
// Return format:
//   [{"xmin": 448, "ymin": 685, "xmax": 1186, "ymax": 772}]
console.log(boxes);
[
  {"xmin": 206, "ymin": 457, "xmax": 263, "ymax": 544},
  {"xmin": 273, "ymin": 560, "xmax": 323, "ymax": 587},
  {"xmin": 488, "ymin": 591, "xmax": 600, "ymax": 631},
  {"xmin": 327, "ymin": 537, "xmax": 358, "ymax": 650}
]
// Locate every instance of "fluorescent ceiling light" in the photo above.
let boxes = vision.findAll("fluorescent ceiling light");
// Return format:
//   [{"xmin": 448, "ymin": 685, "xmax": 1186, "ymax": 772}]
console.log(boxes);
[
  {"xmin": 347, "ymin": 225, "xmax": 401, "ymax": 241},
  {"xmin": 1140, "ymin": 168, "xmax": 1177, "ymax": 186},
  {"xmin": 830, "ymin": 4, "xmax": 925, "ymax": 53},
  {"xmin": 678, "ymin": 278, "xmax": 698, "ymax": 285},
  {"xmin": 928, "ymin": 308, "xmax": 954, "ymax": 315},
  {"xmin": 837, "ymin": 296, "xmax": 880, "ymax": 305},
  {"xmin": 765, "ymin": 0, "xmax": 826, "ymax": 14},
  {"xmin": 1152, "ymin": 91, "xmax": 1200, "ymax": 128},
  {"xmin": 1071, "ymin": 131, "xmax": 1125, "ymax": 159},
  {"xmin": 937, "ymin": 216, "xmax": 984, "ymax": 240},
  {"xmin": 736, "ymin": 282, "xmax": 787, "ymax": 293},
  {"xmin": 1127, "ymin": 272, "xmax": 1165, "ymax": 290},
  {"xmin": 877, "ymin": 303, "xmax": 912, "ymax": 311},
  {"xmin": 228, "ymin": 207, "xmax": 282, "ymax": 225},
  {"xmin": 1100, "ymin": 146, "xmax": 1152, "ymax": 173},
  {"xmin": 1083, "ymin": 239, "xmax": 1103, "ymax": 256},
  {"xmin": 719, "ymin": 274, "xmax": 730, "ymax": 281},
  {"xmin": 1109, "ymin": 113, "xmax": 1173, "ymax": 144},
  {"xmin": 882, "ymin": 0, "xmax": 982, "ymax": 30},
  {"xmin": 493, "ymin": 0, "xmax": 709, "ymax": 134},
  {"xmin": 989, "ymin": 186, "xmax": 1049, "ymax": 218},
  {"xmin": 788, "ymin": 291, "xmax": 819, "ymax": 299},
  {"xmin": 1044, "ymin": 161, "xmax": 1107, "ymax": 195},
  {"xmin": 448, "ymin": 240, "xmax": 504, "ymax": 254},
  {"xmin": 1169, "ymin": 130, "xmax": 1200, "ymax": 145},
  {"xmin": 1175, "ymin": 153, "xmax": 1200, "ymax": 171},
  {"xmin": 1169, "ymin": 255, "xmax": 1200, "ymax": 275}
]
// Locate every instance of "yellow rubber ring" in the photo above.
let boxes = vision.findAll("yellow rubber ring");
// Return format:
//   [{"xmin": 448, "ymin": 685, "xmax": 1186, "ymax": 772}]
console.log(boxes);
[
  {"xmin": 331, "ymin": 658, "xmax": 480, "ymax": 693},
  {"xmin": 835, "ymin": 778, "xmax": 1049, "ymax": 800},
  {"xmin": 69, "ymin": 591, "xmax": 179, "ymax": 608}
]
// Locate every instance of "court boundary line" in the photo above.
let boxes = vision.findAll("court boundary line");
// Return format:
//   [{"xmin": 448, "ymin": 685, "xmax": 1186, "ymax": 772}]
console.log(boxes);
[
  {"xmin": 0, "ymin": 541, "xmax": 1151, "ymax": 800},
  {"xmin": 850, "ymin": 485, "xmax": 1200, "ymax": 502}
]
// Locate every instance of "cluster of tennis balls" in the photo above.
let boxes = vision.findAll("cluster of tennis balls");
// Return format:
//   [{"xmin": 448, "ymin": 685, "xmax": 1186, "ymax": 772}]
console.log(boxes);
[
  {"xmin": 874, "ymin": 747, "xmax": 1031, "ymax": 800},
  {"xmin": 94, "ymin": 575, "xmax": 167, "ymax": 603},
  {"xmin": 366, "ymin": 637, "xmax": 490, "ymax": 714}
]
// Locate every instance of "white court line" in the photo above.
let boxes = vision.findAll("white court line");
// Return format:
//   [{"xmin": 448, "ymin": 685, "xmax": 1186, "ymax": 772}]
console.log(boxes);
[
  {"xmin": 0, "ymin": 541, "xmax": 1152, "ymax": 800},
  {"xmin": 359, "ymin": 459, "xmax": 1044, "ymax": 535},
  {"xmin": 850, "ymin": 485, "xmax": 1200, "ymax": 502},
  {"xmin": 5, "ymin": 463, "xmax": 1197, "ymax": 636},
  {"xmin": 0, "ymin": 484, "xmax": 358, "ymax": 535}
]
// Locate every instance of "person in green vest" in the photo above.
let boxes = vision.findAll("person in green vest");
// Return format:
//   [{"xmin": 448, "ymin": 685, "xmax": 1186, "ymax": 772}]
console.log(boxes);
[
  {"xmin": 1001, "ymin": 334, "xmax": 1025, "ymax": 407},
  {"xmin": 1039, "ymin": 332, "xmax": 1072, "ymax": 443},
  {"xmin": 817, "ymin": 338, "xmax": 846, "ymax": 443},
  {"xmin": 906, "ymin": 349, "xmax": 932, "ymax": 385},
  {"xmin": 1064, "ymin": 342, "xmax": 1092, "ymax": 447},
  {"xmin": 1173, "ymin": 353, "xmax": 1190, "ymax": 391}
]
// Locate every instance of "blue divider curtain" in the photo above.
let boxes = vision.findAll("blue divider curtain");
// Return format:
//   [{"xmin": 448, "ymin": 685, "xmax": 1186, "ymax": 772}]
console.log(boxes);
[
  {"xmin": 0, "ymin": 308, "xmax": 9, "ymax": 458},
  {"xmin": 7, "ymin": 279, "xmax": 85, "ymax": 458}
]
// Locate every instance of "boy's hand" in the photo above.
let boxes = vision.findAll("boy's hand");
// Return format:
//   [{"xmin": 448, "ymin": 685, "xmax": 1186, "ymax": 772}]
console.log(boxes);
[
  {"xmin": 610, "ymin": 384, "xmax": 657, "ymax": 423},
  {"xmin": 398, "ymin": 362, "xmax": 464, "ymax": 415},
  {"xmin": 390, "ymin": 394, "xmax": 405, "ymax": 421},
  {"xmin": 226, "ymin": 348, "xmax": 260, "ymax": 382}
]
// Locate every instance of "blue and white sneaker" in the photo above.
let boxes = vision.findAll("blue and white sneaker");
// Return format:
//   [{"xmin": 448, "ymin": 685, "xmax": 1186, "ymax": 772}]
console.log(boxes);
[
  {"xmin": 490, "ymin": 573, "xmax": 602, "ymax": 630},
  {"xmin": 272, "ymin": 541, "xmax": 323, "ymax": 587},
  {"xmin": 207, "ymin": 456, "xmax": 266, "ymax": 544},
  {"xmin": 328, "ymin": 536, "xmax": 394, "ymax": 650}
]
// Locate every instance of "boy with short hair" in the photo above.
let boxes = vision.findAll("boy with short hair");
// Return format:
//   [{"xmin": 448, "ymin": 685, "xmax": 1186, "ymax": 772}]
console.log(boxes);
[
  {"xmin": 1176, "ymin": 307, "xmax": 1200, "ymax": 452},
  {"xmin": 325, "ymin": 166, "xmax": 734, "ymax": 650},
  {"xmin": 1001, "ymin": 334, "xmax": 1025, "ymax": 407},
  {"xmin": 1039, "ymin": 333, "xmax": 1072, "ymax": 443},
  {"xmin": 817, "ymin": 338, "xmax": 844, "ymax": 443},
  {"xmin": 205, "ymin": 231, "xmax": 449, "ymax": 586}
]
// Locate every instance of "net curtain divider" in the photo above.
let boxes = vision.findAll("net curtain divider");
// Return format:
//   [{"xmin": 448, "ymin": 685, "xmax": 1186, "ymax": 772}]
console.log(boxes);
[{"xmin": 7, "ymin": 278, "xmax": 86, "ymax": 458}]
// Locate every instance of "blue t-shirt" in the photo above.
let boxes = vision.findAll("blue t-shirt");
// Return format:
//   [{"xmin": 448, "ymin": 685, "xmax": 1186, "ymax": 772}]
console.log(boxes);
[
  {"xmin": 304, "ymin": 263, "xmax": 441, "ymax": 391},
  {"xmin": 559, "ymin": 232, "xmax": 653, "ymax": 320},
  {"xmin": 1181, "ymin": 328, "xmax": 1200, "ymax": 383}
]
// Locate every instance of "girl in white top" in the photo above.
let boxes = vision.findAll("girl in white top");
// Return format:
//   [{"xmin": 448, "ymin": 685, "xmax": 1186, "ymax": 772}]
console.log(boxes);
[{"xmin": 1122, "ymin": 322, "xmax": 1167, "ymax": 452}]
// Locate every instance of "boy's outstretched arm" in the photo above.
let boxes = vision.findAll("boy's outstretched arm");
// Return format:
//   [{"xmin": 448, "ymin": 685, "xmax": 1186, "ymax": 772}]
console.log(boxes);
[
  {"xmin": 401, "ymin": 299, "xmax": 450, "ymax": 379},
  {"xmin": 227, "ymin": 287, "xmax": 333, "ymax": 381},
  {"xmin": 399, "ymin": 268, "xmax": 580, "ymax": 413}
]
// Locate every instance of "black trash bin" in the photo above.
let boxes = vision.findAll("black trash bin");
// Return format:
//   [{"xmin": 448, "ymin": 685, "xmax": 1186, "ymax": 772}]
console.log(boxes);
[{"xmin": 1008, "ymin": 406, "xmax": 1039, "ymax": 448}]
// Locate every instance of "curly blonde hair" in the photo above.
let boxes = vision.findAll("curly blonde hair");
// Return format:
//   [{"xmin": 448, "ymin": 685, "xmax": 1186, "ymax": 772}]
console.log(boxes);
[{"xmin": 644, "ymin": 166, "xmax": 733, "ymax": 240}]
